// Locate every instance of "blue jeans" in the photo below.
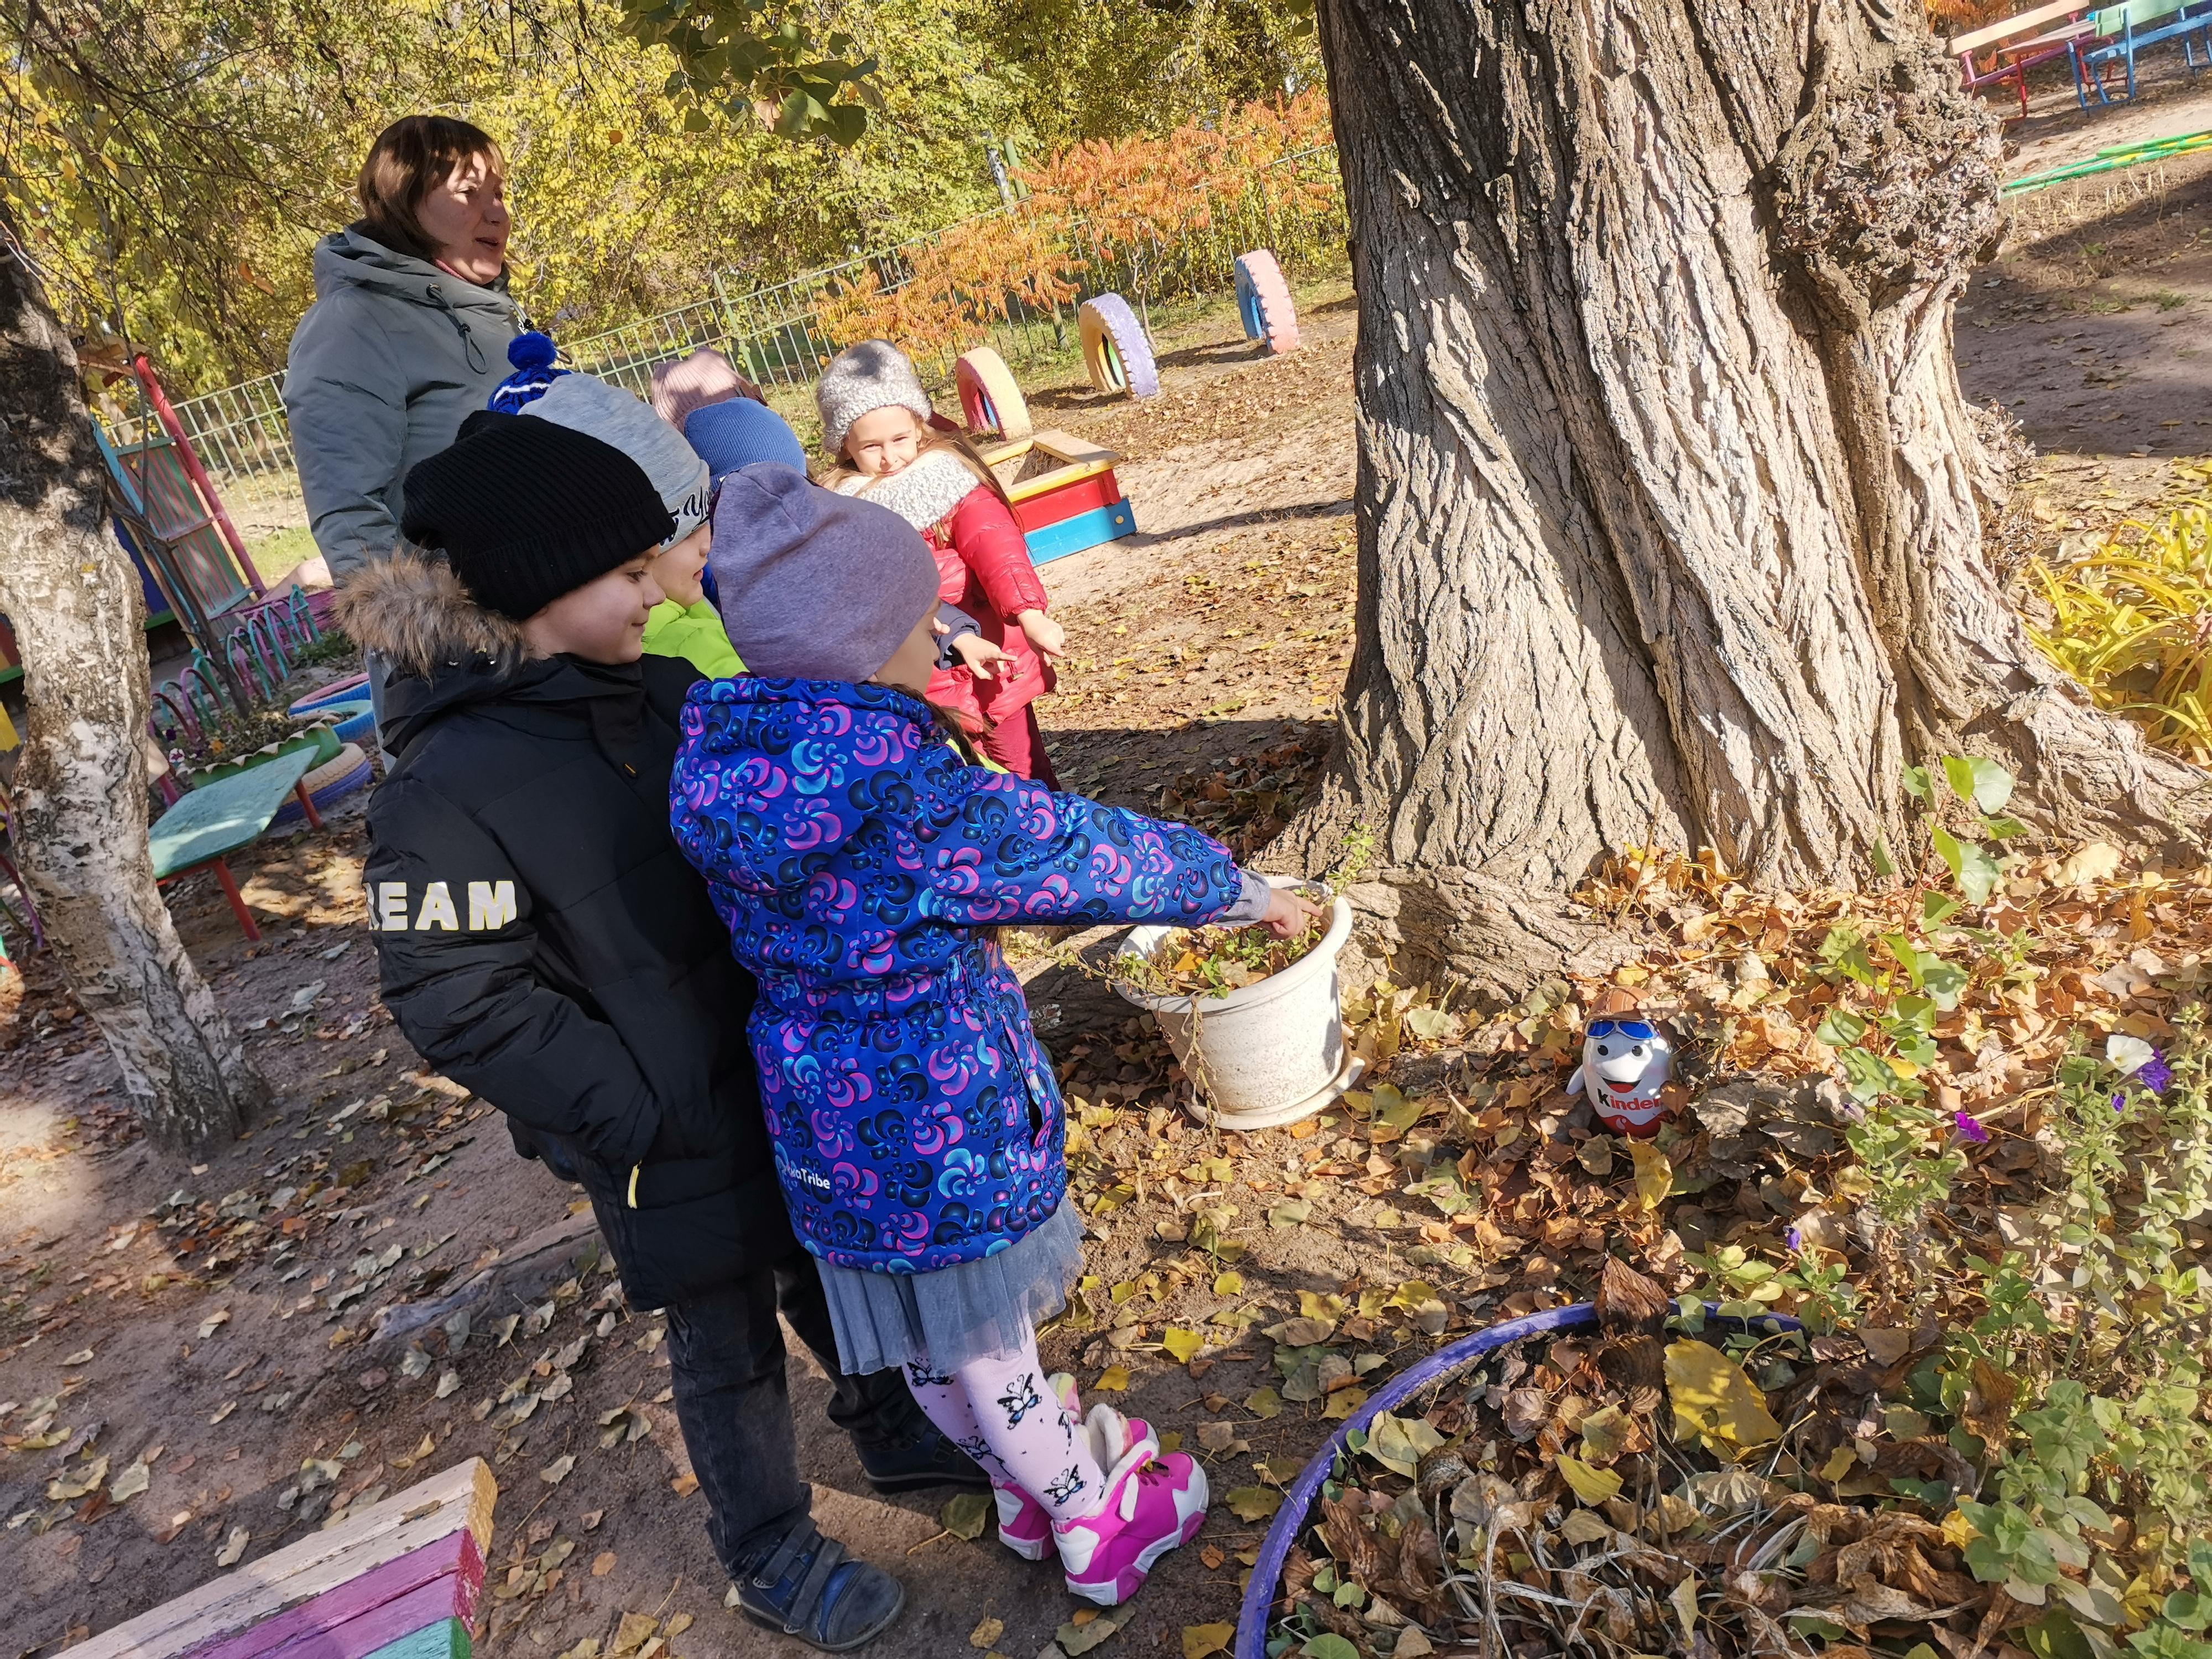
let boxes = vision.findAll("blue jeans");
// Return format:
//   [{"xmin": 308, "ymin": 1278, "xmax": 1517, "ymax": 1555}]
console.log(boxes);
[{"xmin": 664, "ymin": 1258, "xmax": 920, "ymax": 1574}]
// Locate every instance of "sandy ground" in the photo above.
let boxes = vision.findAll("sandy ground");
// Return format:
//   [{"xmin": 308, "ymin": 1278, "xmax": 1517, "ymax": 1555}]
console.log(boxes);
[{"xmin": 7, "ymin": 66, "xmax": 2212, "ymax": 1658}]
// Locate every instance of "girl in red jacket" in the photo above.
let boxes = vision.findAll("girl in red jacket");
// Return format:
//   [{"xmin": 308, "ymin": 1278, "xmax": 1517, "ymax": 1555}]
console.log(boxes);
[{"xmin": 816, "ymin": 341, "xmax": 1064, "ymax": 783}]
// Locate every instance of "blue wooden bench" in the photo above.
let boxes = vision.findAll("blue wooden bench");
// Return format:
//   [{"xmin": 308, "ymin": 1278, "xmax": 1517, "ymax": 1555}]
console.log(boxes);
[
  {"xmin": 2074, "ymin": 0, "xmax": 2212, "ymax": 105},
  {"xmin": 148, "ymin": 747, "xmax": 322, "ymax": 941}
]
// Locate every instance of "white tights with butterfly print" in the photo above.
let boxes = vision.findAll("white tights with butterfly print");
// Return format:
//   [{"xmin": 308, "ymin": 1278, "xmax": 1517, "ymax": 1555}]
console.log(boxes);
[{"xmin": 904, "ymin": 1333, "xmax": 1105, "ymax": 1522}]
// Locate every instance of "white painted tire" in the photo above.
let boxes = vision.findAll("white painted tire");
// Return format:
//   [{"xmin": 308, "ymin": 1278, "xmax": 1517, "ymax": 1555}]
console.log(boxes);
[{"xmin": 1077, "ymin": 294, "xmax": 1159, "ymax": 399}]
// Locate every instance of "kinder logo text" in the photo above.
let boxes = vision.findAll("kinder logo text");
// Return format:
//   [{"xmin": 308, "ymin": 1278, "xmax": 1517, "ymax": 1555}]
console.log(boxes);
[{"xmin": 371, "ymin": 880, "xmax": 517, "ymax": 932}]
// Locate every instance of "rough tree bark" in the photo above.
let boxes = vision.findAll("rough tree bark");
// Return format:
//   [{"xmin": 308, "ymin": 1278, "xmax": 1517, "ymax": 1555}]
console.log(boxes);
[
  {"xmin": 0, "ymin": 218, "xmax": 267, "ymax": 1147},
  {"xmin": 1292, "ymin": 0, "xmax": 2210, "ymax": 993}
]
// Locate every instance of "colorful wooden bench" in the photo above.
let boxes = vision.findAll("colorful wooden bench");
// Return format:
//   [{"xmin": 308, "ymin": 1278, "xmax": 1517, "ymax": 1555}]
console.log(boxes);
[
  {"xmin": 982, "ymin": 429, "xmax": 1139, "ymax": 566},
  {"xmin": 2074, "ymin": 0, "xmax": 2212, "ymax": 103},
  {"xmin": 70, "ymin": 1458, "xmax": 495, "ymax": 1659},
  {"xmin": 1950, "ymin": 1, "xmax": 2094, "ymax": 114},
  {"xmin": 148, "ymin": 746, "xmax": 323, "ymax": 942}
]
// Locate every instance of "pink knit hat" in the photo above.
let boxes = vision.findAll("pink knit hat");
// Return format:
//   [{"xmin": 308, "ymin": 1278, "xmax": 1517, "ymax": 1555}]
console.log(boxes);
[{"xmin": 650, "ymin": 348, "xmax": 754, "ymax": 428}]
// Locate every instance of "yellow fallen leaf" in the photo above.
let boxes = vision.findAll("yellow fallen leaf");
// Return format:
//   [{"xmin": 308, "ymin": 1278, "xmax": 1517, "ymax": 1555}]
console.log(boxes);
[
  {"xmin": 1820, "ymin": 1446, "xmax": 1857, "ymax": 1482},
  {"xmin": 1942, "ymin": 1508, "xmax": 1980, "ymax": 1548},
  {"xmin": 1212, "ymin": 1272, "xmax": 1243, "ymax": 1296},
  {"xmin": 1665, "ymin": 1340, "xmax": 1782, "ymax": 1457},
  {"xmin": 610, "ymin": 1612, "xmax": 658, "ymax": 1656},
  {"xmin": 1183, "ymin": 1624, "xmax": 1235, "ymax": 1659},
  {"xmin": 1629, "ymin": 1140, "xmax": 1672, "ymax": 1211},
  {"xmin": 592, "ymin": 1551, "xmax": 617, "ymax": 1577},
  {"xmin": 669, "ymin": 1472, "xmax": 699, "ymax": 1496},
  {"xmin": 1671, "ymin": 1574, "xmax": 1701, "ymax": 1640},
  {"xmin": 1094, "ymin": 1364, "xmax": 1131, "ymax": 1392},
  {"xmin": 1561, "ymin": 1509, "xmax": 1611, "ymax": 1546},
  {"xmin": 1555, "ymin": 1454, "xmax": 1623, "ymax": 1505},
  {"xmin": 663, "ymin": 1615, "xmax": 692, "ymax": 1639},
  {"xmin": 969, "ymin": 1615, "xmax": 1005, "ymax": 1648},
  {"xmin": 540, "ymin": 1454, "xmax": 576, "ymax": 1485},
  {"xmin": 1162, "ymin": 1328, "xmax": 1205, "ymax": 1364}
]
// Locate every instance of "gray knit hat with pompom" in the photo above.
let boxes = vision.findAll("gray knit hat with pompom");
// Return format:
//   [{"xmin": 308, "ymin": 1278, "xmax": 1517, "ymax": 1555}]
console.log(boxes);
[{"xmin": 814, "ymin": 341, "xmax": 935, "ymax": 460}]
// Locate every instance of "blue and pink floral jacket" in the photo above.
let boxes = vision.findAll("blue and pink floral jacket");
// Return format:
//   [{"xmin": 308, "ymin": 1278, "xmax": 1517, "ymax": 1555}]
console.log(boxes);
[{"xmin": 670, "ymin": 677, "xmax": 1244, "ymax": 1272}]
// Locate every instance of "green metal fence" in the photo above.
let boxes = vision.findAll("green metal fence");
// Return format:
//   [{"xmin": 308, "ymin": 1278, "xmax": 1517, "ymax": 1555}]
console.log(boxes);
[{"xmin": 102, "ymin": 143, "xmax": 1347, "ymax": 503}]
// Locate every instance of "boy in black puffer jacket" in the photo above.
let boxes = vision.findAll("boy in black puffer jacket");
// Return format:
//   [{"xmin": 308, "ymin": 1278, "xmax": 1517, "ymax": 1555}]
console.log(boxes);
[{"xmin": 340, "ymin": 410, "xmax": 979, "ymax": 1653}]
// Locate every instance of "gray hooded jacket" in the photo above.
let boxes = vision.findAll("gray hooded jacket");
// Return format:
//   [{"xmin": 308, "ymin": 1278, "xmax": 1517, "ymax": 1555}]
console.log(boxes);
[{"xmin": 284, "ymin": 229, "xmax": 521, "ymax": 583}]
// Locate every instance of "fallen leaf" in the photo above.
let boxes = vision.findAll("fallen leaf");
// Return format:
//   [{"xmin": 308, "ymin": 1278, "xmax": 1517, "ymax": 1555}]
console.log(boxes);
[
  {"xmin": 1212, "ymin": 1272, "xmax": 1244, "ymax": 1295},
  {"xmin": 108, "ymin": 1459, "xmax": 151, "ymax": 1504},
  {"xmin": 1556, "ymin": 1453, "xmax": 1623, "ymax": 1505},
  {"xmin": 1162, "ymin": 1328, "xmax": 1206, "ymax": 1364},
  {"xmin": 1244, "ymin": 1386, "xmax": 1282, "ymax": 1420},
  {"xmin": 1665, "ymin": 1341, "xmax": 1782, "ymax": 1456},
  {"xmin": 1057, "ymin": 1609, "xmax": 1127, "ymax": 1655},
  {"xmin": 669, "ymin": 1472, "xmax": 698, "ymax": 1496},
  {"xmin": 208, "ymin": 1401, "xmax": 236, "ymax": 1426},
  {"xmin": 663, "ymin": 1615, "xmax": 692, "ymax": 1639},
  {"xmin": 215, "ymin": 1526, "xmax": 249, "ymax": 1567},
  {"xmin": 196, "ymin": 1310, "xmax": 231, "ymax": 1339},
  {"xmin": 1629, "ymin": 1140, "xmax": 1672, "ymax": 1210},
  {"xmin": 1671, "ymin": 1573, "xmax": 1701, "ymax": 1640},
  {"xmin": 1224, "ymin": 1486, "xmax": 1282, "ymax": 1521},
  {"xmin": 610, "ymin": 1612, "xmax": 658, "ymax": 1656},
  {"xmin": 435, "ymin": 1370, "xmax": 460, "ymax": 1399},
  {"xmin": 62, "ymin": 1349, "xmax": 95, "ymax": 1367},
  {"xmin": 540, "ymin": 1454, "xmax": 576, "ymax": 1485},
  {"xmin": 1183, "ymin": 1624, "xmax": 1235, "ymax": 1659},
  {"xmin": 1561, "ymin": 1509, "xmax": 1612, "ymax": 1545},
  {"xmin": 942, "ymin": 1491, "xmax": 992, "ymax": 1540},
  {"xmin": 592, "ymin": 1551, "xmax": 617, "ymax": 1577},
  {"xmin": 969, "ymin": 1615, "xmax": 1005, "ymax": 1648},
  {"xmin": 1094, "ymin": 1365, "xmax": 1131, "ymax": 1392},
  {"xmin": 582, "ymin": 1509, "xmax": 606, "ymax": 1530}
]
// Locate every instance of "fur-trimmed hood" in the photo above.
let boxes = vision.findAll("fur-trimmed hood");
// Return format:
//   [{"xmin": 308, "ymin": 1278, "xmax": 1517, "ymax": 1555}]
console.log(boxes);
[{"xmin": 333, "ymin": 551, "xmax": 530, "ymax": 680}]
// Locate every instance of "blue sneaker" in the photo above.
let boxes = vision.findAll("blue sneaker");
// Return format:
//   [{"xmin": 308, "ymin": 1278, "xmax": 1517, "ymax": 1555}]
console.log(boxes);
[{"xmin": 735, "ymin": 1519, "xmax": 904, "ymax": 1652}]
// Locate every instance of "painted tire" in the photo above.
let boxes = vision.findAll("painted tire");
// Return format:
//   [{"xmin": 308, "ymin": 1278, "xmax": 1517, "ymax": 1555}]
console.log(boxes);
[
  {"xmin": 1077, "ymin": 294, "xmax": 1159, "ymax": 400},
  {"xmin": 1233, "ymin": 250, "xmax": 1300, "ymax": 354},
  {"xmin": 272, "ymin": 744, "xmax": 371, "ymax": 827},
  {"xmin": 953, "ymin": 347, "xmax": 1032, "ymax": 441}
]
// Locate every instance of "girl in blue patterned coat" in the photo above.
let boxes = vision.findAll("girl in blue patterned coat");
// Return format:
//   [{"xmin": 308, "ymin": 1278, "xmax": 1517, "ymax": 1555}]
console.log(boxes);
[{"xmin": 671, "ymin": 463, "xmax": 1318, "ymax": 1608}]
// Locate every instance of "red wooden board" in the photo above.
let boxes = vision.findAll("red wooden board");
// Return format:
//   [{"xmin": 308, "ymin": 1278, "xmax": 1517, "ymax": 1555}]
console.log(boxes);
[
  {"xmin": 1012, "ymin": 468, "xmax": 1122, "ymax": 534},
  {"xmin": 186, "ymin": 1530, "xmax": 483, "ymax": 1659}
]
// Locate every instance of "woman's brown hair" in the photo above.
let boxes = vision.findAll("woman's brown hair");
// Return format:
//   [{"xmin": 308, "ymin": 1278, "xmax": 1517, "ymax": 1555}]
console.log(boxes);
[{"xmin": 354, "ymin": 115, "xmax": 504, "ymax": 264}]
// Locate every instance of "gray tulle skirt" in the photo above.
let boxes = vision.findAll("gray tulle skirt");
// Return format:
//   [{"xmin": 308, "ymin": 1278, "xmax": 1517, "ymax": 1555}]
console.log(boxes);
[{"xmin": 815, "ymin": 1202, "xmax": 1085, "ymax": 1375}]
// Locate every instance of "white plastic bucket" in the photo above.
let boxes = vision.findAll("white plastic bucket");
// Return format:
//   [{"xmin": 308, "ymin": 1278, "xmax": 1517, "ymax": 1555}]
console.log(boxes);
[{"xmin": 1114, "ymin": 880, "xmax": 1359, "ymax": 1130}]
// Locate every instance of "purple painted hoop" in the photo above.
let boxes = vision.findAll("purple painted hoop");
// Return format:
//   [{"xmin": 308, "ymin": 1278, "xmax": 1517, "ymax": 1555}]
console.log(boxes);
[{"xmin": 1232, "ymin": 1301, "xmax": 1804, "ymax": 1659}]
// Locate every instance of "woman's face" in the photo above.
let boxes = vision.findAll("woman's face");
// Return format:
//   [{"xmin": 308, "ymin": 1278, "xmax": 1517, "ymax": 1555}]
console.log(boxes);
[
  {"xmin": 418, "ymin": 152, "xmax": 510, "ymax": 284},
  {"xmin": 844, "ymin": 406, "xmax": 925, "ymax": 479}
]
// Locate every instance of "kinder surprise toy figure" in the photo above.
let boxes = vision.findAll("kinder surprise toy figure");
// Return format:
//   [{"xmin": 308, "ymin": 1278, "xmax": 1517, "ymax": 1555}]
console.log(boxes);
[{"xmin": 1567, "ymin": 1014, "xmax": 1676, "ymax": 1138}]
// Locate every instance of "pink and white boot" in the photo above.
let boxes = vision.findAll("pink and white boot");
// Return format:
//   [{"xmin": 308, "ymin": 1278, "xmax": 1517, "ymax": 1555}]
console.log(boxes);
[
  {"xmin": 1052, "ymin": 1423, "xmax": 1208, "ymax": 1605},
  {"xmin": 996, "ymin": 1377, "xmax": 1157, "ymax": 1563}
]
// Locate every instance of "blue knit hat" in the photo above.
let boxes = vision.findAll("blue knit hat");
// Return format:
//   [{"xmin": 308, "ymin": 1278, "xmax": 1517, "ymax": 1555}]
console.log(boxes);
[
  {"xmin": 486, "ymin": 331, "xmax": 568, "ymax": 413},
  {"xmin": 684, "ymin": 399, "xmax": 808, "ymax": 482}
]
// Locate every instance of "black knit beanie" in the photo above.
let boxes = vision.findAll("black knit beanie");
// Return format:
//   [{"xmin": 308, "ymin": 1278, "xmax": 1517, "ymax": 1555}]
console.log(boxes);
[{"xmin": 399, "ymin": 411, "xmax": 677, "ymax": 621}]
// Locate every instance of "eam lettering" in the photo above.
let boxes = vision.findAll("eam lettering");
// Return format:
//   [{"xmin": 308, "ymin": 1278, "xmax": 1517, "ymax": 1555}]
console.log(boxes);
[{"xmin": 370, "ymin": 879, "xmax": 517, "ymax": 931}]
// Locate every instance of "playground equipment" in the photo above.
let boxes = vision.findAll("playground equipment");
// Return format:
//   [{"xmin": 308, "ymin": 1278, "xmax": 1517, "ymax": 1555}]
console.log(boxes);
[
  {"xmin": 2074, "ymin": 0, "xmax": 2212, "ymax": 104},
  {"xmin": 1233, "ymin": 251, "xmax": 1300, "ymax": 354},
  {"xmin": 981, "ymin": 429, "xmax": 1140, "ymax": 564},
  {"xmin": 954, "ymin": 346, "xmax": 1033, "ymax": 440},
  {"xmin": 1078, "ymin": 294, "xmax": 1160, "ymax": 400},
  {"xmin": 70, "ymin": 1458, "xmax": 495, "ymax": 1659},
  {"xmin": 1951, "ymin": 2, "xmax": 2095, "ymax": 115},
  {"xmin": 148, "ymin": 747, "xmax": 325, "ymax": 941},
  {"xmin": 2004, "ymin": 124, "xmax": 2212, "ymax": 189}
]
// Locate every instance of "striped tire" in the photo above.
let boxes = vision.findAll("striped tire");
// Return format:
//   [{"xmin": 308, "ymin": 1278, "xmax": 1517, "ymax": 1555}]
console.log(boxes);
[
  {"xmin": 1233, "ymin": 251, "xmax": 1299, "ymax": 354},
  {"xmin": 1077, "ymin": 294, "xmax": 1159, "ymax": 400},
  {"xmin": 272, "ymin": 743, "xmax": 372, "ymax": 827},
  {"xmin": 953, "ymin": 347, "xmax": 1032, "ymax": 440}
]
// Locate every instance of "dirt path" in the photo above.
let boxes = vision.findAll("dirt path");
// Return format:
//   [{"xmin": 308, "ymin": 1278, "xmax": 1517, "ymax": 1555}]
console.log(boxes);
[{"xmin": 6, "ymin": 129, "xmax": 2210, "ymax": 1654}]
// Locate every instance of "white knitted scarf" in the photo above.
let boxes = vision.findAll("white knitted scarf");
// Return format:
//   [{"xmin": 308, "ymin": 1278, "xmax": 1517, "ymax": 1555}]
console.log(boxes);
[{"xmin": 839, "ymin": 448, "xmax": 983, "ymax": 533}]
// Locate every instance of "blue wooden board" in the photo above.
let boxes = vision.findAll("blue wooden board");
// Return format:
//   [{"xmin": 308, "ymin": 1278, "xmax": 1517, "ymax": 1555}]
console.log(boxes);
[
  {"xmin": 359, "ymin": 1618, "xmax": 471, "ymax": 1659},
  {"xmin": 149, "ymin": 748, "xmax": 317, "ymax": 880},
  {"xmin": 1026, "ymin": 499, "xmax": 1136, "ymax": 565}
]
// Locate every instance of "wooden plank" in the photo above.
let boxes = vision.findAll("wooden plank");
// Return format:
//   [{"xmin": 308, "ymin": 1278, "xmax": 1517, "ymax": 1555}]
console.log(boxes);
[
  {"xmin": 248, "ymin": 1575, "xmax": 473, "ymax": 1659},
  {"xmin": 187, "ymin": 1531, "xmax": 483, "ymax": 1659},
  {"xmin": 357, "ymin": 1623, "xmax": 468, "ymax": 1659},
  {"xmin": 72, "ymin": 1460, "xmax": 495, "ymax": 1659},
  {"xmin": 1950, "ymin": 0, "xmax": 2084, "ymax": 51},
  {"xmin": 1027, "ymin": 499, "xmax": 1138, "ymax": 565}
]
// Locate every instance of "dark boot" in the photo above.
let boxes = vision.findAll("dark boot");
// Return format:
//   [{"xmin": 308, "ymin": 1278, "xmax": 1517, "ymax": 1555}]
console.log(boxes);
[
  {"xmin": 734, "ymin": 1518, "xmax": 905, "ymax": 1652},
  {"xmin": 854, "ymin": 1414, "xmax": 990, "ymax": 1493}
]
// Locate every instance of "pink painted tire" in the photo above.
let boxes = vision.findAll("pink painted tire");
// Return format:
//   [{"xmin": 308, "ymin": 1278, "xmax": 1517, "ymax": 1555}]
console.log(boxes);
[
  {"xmin": 1233, "ymin": 251, "xmax": 1299, "ymax": 354},
  {"xmin": 953, "ymin": 347, "xmax": 1032, "ymax": 440}
]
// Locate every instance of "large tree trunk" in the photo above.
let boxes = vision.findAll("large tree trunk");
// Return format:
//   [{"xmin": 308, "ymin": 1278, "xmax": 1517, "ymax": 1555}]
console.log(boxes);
[
  {"xmin": 0, "ymin": 219, "xmax": 267, "ymax": 1148},
  {"xmin": 1293, "ymin": 0, "xmax": 2209, "ymax": 993}
]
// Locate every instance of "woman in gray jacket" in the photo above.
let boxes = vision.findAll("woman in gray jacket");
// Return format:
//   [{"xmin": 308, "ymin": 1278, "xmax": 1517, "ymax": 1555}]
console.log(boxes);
[{"xmin": 285, "ymin": 116, "xmax": 522, "ymax": 589}]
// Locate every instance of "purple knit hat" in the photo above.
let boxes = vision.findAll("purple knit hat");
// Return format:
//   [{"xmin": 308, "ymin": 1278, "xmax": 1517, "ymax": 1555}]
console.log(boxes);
[{"xmin": 707, "ymin": 463, "xmax": 941, "ymax": 682}]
